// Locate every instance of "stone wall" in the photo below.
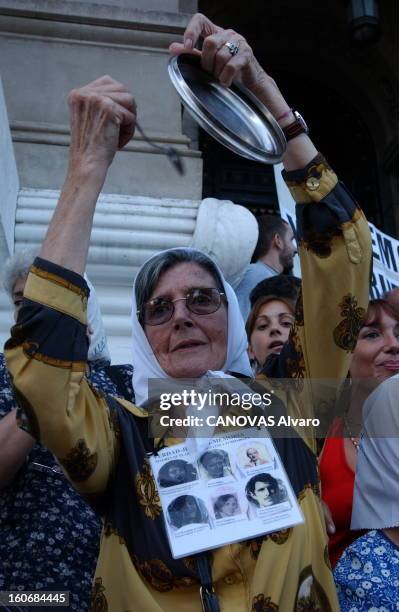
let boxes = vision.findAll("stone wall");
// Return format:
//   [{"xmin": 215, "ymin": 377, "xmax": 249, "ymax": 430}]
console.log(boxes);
[
  {"xmin": 0, "ymin": 0, "xmax": 202, "ymax": 362},
  {"xmin": 0, "ymin": 0, "xmax": 201, "ymax": 198}
]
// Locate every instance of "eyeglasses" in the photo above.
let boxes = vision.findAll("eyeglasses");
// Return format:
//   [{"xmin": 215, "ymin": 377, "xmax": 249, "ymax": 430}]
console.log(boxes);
[{"xmin": 138, "ymin": 288, "xmax": 226, "ymax": 326}]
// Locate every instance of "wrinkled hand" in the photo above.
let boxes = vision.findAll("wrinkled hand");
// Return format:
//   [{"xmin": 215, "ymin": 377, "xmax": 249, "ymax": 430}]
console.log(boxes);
[
  {"xmin": 67, "ymin": 75, "xmax": 137, "ymax": 173},
  {"xmin": 169, "ymin": 13, "xmax": 288, "ymax": 116}
]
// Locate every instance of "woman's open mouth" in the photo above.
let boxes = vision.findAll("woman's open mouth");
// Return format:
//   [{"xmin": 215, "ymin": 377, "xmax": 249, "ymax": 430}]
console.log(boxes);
[{"xmin": 268, "ymin": 341, "xmax": 284, "ymax": 352}]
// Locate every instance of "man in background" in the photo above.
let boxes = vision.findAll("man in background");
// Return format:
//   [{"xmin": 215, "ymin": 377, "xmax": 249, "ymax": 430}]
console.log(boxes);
[{"xmin": 235, "ymin": 214, "xmax": 297, "ymax": 321}]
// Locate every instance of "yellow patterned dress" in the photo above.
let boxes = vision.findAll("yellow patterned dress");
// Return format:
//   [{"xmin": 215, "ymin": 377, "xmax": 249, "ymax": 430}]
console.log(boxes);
[{"xmin": 5, "ymin": 154, "xmax": 371, "ymax": 611}]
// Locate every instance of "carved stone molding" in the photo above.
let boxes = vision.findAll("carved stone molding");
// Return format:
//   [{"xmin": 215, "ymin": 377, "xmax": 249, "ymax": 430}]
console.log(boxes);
[
  {"xmin": 0, "ymin": 187, "xmax": 201, "ymax": 362},
  {"xmin": 9, "ymin": 121, "xmax": 200, "ymax": 157},
  {"xmin": 0, "ymin": 0, "xmax": 190, "ymax": 33}
]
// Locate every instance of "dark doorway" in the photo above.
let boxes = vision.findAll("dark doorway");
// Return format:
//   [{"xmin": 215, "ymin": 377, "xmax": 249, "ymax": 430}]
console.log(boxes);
[{"xmin": 201, "ymin": 130, "xmax": 278, "ymax": 215}]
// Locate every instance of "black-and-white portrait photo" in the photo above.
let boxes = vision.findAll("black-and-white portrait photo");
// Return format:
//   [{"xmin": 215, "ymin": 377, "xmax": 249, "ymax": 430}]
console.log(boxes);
[
  {"xmin": 167, "ymin": 495, "xmax": 209, "ymax": 530},
  {"xmin": 157, "ymin": 459, "xmax": 198, "ymax": 488},
  {"xmin": 199, "ymin": 450, "xmax": 232, "ymax": 480},
  {"xmin": 245, "ymin": 474, "xmax": 287, "ymax": 508},
  {"xmin": 213, "ymin": 493, "xmax": 241, "ymax": 519},
  {"xmin": 237, "ymin": 443, "xmax": 271, "ymax": 469}
]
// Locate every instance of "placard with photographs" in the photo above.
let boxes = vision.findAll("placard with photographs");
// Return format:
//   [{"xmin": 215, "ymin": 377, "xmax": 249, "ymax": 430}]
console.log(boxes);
[{"xmin": 149, "ymin": 429, "xmax": 303, "ymax": 558}]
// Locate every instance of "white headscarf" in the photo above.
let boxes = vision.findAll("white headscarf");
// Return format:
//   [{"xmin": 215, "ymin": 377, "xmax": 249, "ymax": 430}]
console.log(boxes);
[
  {"xmin": 131, "ymin": 248, "xmax": 252, "ymax": 406},
  {"xmin": 85, "ymin": 275, "xmax": 111, "ymax": 364},
  {"xmin": 351, "ymin": 373, "xmax": 399, "ymax": 530}
]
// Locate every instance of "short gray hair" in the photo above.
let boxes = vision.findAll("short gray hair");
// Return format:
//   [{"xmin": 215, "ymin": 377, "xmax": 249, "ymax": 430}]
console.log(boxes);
[
  {"xmin": 135, "ymin": 249, "xmax": 224, "ymax": 323},
  {"xmin": 2, "ymin": 248, "xmax": 39, "ymax": 299}
]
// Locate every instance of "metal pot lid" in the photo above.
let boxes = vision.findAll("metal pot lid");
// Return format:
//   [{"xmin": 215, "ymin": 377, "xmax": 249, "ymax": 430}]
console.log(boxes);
[{"xmin": 168, "ymin": 54, "xmax": 286, "ymax": 165}]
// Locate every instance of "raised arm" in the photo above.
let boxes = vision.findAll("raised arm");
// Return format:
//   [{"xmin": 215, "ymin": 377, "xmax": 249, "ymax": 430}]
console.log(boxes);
[
  {"xmin": 261, "ymin": 155, "xmax": 371, "ymax": 443},
  {"xmin": 169, "ymin": 13, "xmax": 318, "ymax": 171},
  {"xmin": 5, "ymin": 77, "xmax": 137, "ymax": 497},
  {"xmin": 171, "ymin": 13, "xmax": 371, "ymax": 372},
  {"xmin": 40, "ymin": 75, "xmax": 136, "ymax": 273},
  {"xmin": 282, "ymin": 158, "xmax": 372, "ymax": 383},
  {"xmin": 171, "ymin": 15, "xmax": 372, "ymax": 437}
]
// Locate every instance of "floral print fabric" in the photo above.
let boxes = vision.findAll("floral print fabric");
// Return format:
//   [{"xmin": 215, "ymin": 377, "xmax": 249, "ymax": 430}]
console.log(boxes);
[
  {"xmin": 334, "ymin": 529, "xmax": 399, "ymax": 611},
  {"xmin": 0, "ymin": 353, "xmax": 133, "ymax": 611}
]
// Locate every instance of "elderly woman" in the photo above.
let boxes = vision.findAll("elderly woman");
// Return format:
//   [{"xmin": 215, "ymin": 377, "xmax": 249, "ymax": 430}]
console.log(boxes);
[{"xmin": 4, "ymin": 13, "xmax": 371, "ymax": 612}]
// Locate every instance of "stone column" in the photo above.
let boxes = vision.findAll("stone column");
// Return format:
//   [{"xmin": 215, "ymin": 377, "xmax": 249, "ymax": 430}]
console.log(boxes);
[
  {"xmin": 0, "ymin": 0, "xmax": 202, "ymax": 197},
  {"xmin": 0, "ymin": 75, "xmax": 18, "ymax": 341}
]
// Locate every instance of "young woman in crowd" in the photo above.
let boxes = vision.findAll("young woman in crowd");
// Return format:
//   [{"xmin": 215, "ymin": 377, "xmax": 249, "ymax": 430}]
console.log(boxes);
[
  {"xmin": 246, "ymin": 294, "xmax": 295, "ymax": 373},
  {"xmin": 319, "ymin": 293, "xmax": 399, "ymax": 567},
  {"xmin": 4, "ymin": 12, "xmax": 371, "ymax": 611}
]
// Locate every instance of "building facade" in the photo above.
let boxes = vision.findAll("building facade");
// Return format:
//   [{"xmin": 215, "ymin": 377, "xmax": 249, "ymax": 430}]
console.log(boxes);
[
  {"xmin": 1, "ymin": 0, "xmax": 399, "ymax": 361},
  {"xmin": 0, "ymin": 0, "xmax": 206, "ymax": 362}
]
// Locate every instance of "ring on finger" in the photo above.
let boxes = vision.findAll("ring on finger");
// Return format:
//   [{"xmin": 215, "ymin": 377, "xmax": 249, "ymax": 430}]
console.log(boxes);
[{"xmin": 224, "ymin": 41, "xmax": 240, "ymax": 56}]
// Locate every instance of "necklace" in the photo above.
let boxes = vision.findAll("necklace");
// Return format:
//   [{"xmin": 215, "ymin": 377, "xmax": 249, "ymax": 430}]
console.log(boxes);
[{"xmin": 343, "ymin": 415, "xmax": 360, "ymax": 451}]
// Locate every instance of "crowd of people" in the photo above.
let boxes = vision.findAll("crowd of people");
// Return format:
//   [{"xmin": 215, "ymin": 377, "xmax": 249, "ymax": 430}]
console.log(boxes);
[{"xmin": 1, "ymin": 11, "xmax": 398, "ymax": 612}]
